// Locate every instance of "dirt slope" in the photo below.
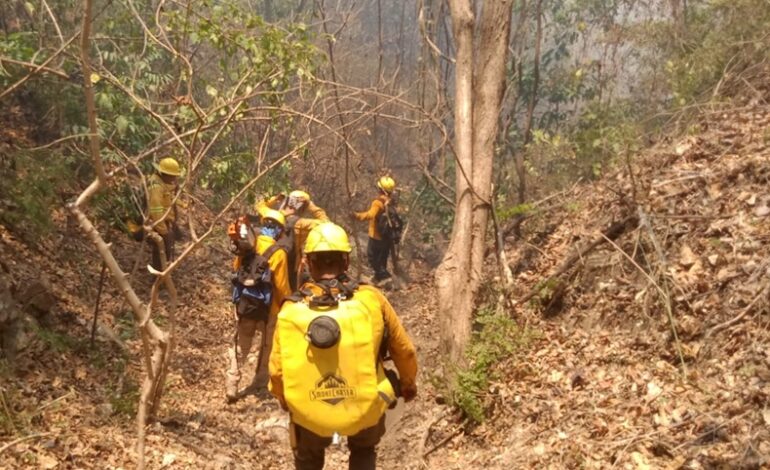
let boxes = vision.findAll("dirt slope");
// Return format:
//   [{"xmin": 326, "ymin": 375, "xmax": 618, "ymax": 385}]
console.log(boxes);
[{"xmin": 425, "ymin": 103, "xmax": 770, "ymax": 469}]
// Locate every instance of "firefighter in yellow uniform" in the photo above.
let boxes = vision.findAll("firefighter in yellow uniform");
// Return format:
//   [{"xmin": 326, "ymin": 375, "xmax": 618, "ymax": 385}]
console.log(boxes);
[
  {"xmin": 354, "ymin": 176, "xmax": 396, "ymax": 285},
  {"xmin": 269, "ymin": 222, "xmax": 417, "ymax": 470},
  {"xmin": 147, "ymin": 157, "xmax": 182, "ymax": 270},
  {"xmin": 226, "ymin": 209, "xmax": 292, "ymax": 402},
  {"xmin": 256, "ymin": 190, "xmax": 329, "ymax": 289}
]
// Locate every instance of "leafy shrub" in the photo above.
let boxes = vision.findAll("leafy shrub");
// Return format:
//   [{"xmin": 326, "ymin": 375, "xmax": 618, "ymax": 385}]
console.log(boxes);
[
  {"xmin": 0, "ymin": 151, "xmax": 77, "ymax": 240},
  {"xmin": 450, "ymin": 308, "xmax": 532, "ymax": 423}
]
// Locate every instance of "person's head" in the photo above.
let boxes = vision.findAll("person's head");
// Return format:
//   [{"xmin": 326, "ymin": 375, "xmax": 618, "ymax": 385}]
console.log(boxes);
[
  {"xmin": 288, "ymin": 190, "xmax": 310, "ymax": 211},
  {"xmin": 154, "ymin": 157, "xmax": 182, "ymax": 184},
  {"xmin": 304, "ymin": 223, "xmax": 351, "ymax": 281},
  {"xmin": 260, "ymin": 208, "xmax": 285, "ymax": 240},
  {"xmin": 377, "ymin": 176, "xmax": 395, "ymax": 195}
]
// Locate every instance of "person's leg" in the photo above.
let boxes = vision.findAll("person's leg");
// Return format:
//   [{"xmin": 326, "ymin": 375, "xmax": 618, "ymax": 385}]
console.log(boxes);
[
  {"xmin": 377, "ymin": 239, "xmax": 391, "ymax": 279},
  {"xmin": 150, "ymin": 239, "xmax": 162, "ymax": 271},
  {"xmin": 372, "ymin": 238, "xmax": 391, "ymax": 281},
  {"xmin": 164, "ymin": 230, "xmax": 175, "ymax": 263},
  {"xmin": 226, "ymin": 317, "xmax": 258, "ymax": 400},
  {"xmin": 367, "ymin": 237, "xmax": 380, "ymax": 280},
  {"xmin": 347, "ymin": 416, "xmax": 386, "ymax": 470},
  {"xmin": 292, "ymin": 422, "xmax": 331, "ymax": 470},
  {"xmin": 252, "ymin": 315, "xmax": 274, "ymax": 388}
]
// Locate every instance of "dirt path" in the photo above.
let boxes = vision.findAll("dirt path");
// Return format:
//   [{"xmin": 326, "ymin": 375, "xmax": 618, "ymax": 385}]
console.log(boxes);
[{"xmin": 138, "ymin": 252, "xmax": 445, "ymax": 469}]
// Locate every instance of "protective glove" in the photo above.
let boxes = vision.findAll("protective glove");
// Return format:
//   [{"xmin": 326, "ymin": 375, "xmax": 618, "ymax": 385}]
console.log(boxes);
[{"xmin": 401, "ymin": 384, "xmax": 417, "ymax": 403}]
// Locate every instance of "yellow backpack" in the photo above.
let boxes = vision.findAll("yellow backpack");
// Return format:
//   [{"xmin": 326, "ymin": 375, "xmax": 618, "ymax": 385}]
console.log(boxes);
[{"xmin": 276, "ymin": 284, "xmax": 396, "ymax": 437}]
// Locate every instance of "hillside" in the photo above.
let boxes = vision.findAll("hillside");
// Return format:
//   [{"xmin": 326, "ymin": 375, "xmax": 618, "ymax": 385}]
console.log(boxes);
[{"xmin": 425, "ymin": 103, "xmax": 770, "ymax": 469}]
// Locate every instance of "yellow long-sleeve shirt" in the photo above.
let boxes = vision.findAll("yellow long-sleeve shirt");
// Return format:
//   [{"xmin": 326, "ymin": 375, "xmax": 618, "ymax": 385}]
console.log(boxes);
[
  {"xmin": 147, "ymin": 173, "xmax": 177, "ymax": 235},
  {"xmin": 256, "ymin": 195, "xmax": 329, "ymax": 222},
  {"xmin": 255, "ymin": 195, "xmax": 327, "ymax": 274},
  {"xmin": 268, "ymin": 281, "xmax": 418, "ymax": 406},
  {"xmin": 355, "ymin": 195, "xmax": 388, "ymax": 240},
  {"xmin": 257, "ymin": 235, "xmax": 291, "ymax": 316}
]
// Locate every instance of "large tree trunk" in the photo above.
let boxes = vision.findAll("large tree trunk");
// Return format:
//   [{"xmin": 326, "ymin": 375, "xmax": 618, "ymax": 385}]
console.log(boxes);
[{"xmin": 436, "ymin": 0, "xmax": 512, "ymax": 362}]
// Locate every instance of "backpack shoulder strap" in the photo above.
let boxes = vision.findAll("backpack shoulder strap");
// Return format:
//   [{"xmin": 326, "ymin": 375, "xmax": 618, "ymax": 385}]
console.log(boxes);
[{"xmin": 261, "ymin": 243, "xmax": 283, "ymax": 261}]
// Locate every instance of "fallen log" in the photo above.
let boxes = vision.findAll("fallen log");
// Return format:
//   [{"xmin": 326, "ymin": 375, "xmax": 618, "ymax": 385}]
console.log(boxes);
[{"xmin": 513, "ymin": 214, "xmax": 639, "ymax": 308}]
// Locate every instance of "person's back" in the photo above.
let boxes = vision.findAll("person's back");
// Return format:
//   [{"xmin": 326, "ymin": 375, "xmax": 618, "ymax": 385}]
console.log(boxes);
[
  {"xmin": 226, "ymin": 209, "xmax": 290, "ymax": 402},
  {"xmin": 269, "ymin": 222, "xmax": 417, "ymax": 470},
  {"xmin": 256, "ymin": 190, "xmax": 328, "ymax": 289}
]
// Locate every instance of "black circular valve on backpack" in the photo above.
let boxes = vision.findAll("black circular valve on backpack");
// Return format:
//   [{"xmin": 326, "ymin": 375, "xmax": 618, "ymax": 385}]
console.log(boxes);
[{"xmin": 306, "ymin": 315, "xmax": 341, "ymax": 349}]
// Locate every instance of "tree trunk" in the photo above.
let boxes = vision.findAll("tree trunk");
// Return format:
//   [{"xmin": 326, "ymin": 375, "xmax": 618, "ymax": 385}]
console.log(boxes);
[
  {"xmin": 515, "ymin": 0, "xmax": 542, "ymax": 205},
  {"xmin": 436, "ymin": 0, "xmax": 512, "ymax": 362}
]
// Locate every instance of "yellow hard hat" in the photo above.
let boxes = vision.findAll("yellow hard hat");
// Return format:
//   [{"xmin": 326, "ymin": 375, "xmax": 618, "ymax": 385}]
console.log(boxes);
[
  {"xmin": 377, "ymin": 176, "xmax": 395, "ymax": 193},
  {"xmin": 289, "ymin": 190, "xmax": 310, "ymax": 201},
  {"xmin": 304, "ymin": 223, "xmax": 352, "ymax": 254},
  {"xmin": 261, "ymin": 208, "xmax": 286, "ymax": 227},
  {"xmin": 153, "ymin": 157, "xmax": 182, "ymax": 176}
]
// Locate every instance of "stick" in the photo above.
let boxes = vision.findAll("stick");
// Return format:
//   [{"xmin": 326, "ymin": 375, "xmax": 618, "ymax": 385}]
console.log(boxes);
[
  {"xmin": 0, "ymin": 432, "xmax": 54, "ymax": 455},
  {"xmin": 637, "ymin": 208, "xmax": 688, "ymax": 376},
  {"xmin": 706, "ymin": 285, "xmax": 769, "ymax": 338},
  {"xmin": 515, "ymin": 215, "xmax": 638, "ymax": 306},
  {"xmin": 90, "ymin": 261, "xmax": 108, "ymax": 347},
  {"xmin": 422, "ymin": 426, "xmax": 463, "ymax": 458},
  {"xmin": 490, "ymin": 186, "xmax": 514, "ymax": 289}
]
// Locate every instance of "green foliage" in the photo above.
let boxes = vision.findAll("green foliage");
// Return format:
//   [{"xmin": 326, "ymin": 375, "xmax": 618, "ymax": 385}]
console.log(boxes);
[
  {"xmin": 572, "ymin": 100, "xmax": 641, "ymax": 177},
  {"xmin": 654, "ymin": 0, "xmax": 770, "ymax": 106},
  {"xmin": 450, "ymin": 308, "xmax": 531, "ymax": 423},
  {"xmin": 199, "ymin": 153, "xmax": 292, "ymax": 209},
  {"xmin": 497, "ymin": 202, "xmax": 534, "ymax": 222},
  {"xmin": 33, "ymin": 324, "xmax": 82, "ymax": 353},
  {"xmin": 108, "ymin": 360, "xmax": 139, "ymax": 417},
  {"xmin": 0, "ymin": 150, "xmax": 77, "ymax": 240}
]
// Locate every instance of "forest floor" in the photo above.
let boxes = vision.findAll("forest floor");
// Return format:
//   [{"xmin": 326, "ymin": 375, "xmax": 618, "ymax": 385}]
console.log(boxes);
[
  {"xmin": 0, "ymin": 219, "xmax": 446, "ymax": 469},
  {"xmin": 425, "ymin": 102, "xmax": 770, "ymax": 469},
  {"xmin": 3, "ymin": 101, "xmax": 770, "ymax": 470}
]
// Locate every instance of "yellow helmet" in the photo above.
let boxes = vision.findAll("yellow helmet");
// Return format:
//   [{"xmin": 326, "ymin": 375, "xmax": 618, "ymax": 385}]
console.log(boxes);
[
  {"xmin": 261, "ymin": 208, "xmax": 286, "ymax": 227},
  {"xmin": 377, "ymin": 176, "xmax": 395, "ymax": 193},
  {"xmin": 289, "ymin": 190, "xmax": 310, "ymax": 201},
  {"xmin": 154, "ymin": 157, "xmax": 182, "ymax": 176},
  {"xmin": 304, "ymin": 223, "xmax": 352, "ymax": 254}
]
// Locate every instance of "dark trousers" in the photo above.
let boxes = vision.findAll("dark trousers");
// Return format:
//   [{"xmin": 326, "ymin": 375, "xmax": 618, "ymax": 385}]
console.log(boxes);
[
  {"xmin": 292, "ymin": 416, "xmax": 386, "ymax": 470},
  {"xmin": 367, "ymin": 237, "xmax": 391, "ymax": 281},
  {"xmin": 150, "ymin": 231, "xmax": 175, "ymax": 271}
]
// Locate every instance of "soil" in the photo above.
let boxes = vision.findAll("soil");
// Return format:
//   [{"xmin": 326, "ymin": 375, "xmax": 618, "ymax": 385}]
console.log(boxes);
[{"xmin": 3, "ymin": 102, "xmax": 770, "ymax": 470}]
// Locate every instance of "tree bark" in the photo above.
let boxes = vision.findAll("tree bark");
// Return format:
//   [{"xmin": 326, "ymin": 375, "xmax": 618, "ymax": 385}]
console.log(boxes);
[
  {"xmin": 515, "ymin": 0, "xmax": 542, "ymax": 205},
  {"xmin": 436, "ymin": 0, "xmax": 512, "ymax": 362}
]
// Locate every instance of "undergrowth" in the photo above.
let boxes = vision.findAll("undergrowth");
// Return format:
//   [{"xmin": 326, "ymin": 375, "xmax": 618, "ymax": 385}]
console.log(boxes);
[{"xmin": 449, "ymin": 307, "xmax": 534, "ymax": 423}]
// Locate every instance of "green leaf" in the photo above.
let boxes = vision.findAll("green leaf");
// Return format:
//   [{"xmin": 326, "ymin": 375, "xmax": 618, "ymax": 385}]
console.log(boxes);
[{"xmin": 116, "ymin": 116, "xmax": 129, "ymax": 136}]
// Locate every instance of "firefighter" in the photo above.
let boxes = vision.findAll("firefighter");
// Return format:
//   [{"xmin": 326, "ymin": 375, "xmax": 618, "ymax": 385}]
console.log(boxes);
[
  {"xmin": 353, "ymin": 176, "xmax": 397, "ymax": 286},
  {"xmin": 256, "ymin": 190, "xmax": 329, "ymax": 289},
  {"xmin": 269, "ymin": 222, "xmax": 418, "ymax": 470},
  {"xmin": 226, "ymin": 209, "xmax": 291, "ymax": 402},
  {"xmin": 147, "ymin": 157, "xmax": 183, "ymax": 270}
]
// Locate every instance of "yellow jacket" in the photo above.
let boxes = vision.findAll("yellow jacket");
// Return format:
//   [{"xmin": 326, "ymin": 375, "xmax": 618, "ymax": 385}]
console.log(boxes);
[
  {"xmin": 233, "ymin": 235, "xmax": 291, "ymax": 316},
  {"xmin": 355, "ymin": 195, "xmax": 388, "ymax": 240},
  {"xmin": 257, "ymin": 195, "xmax": 329, "ymax": 222},
  {"xmin": 147, "ymin": 173, "xmax": 177, "ymax": 236},
  {"xmin": 256, "ymin": 195, "xmax": 328, "ymax": 274},
  {"xmin": 269, "ymin": 281, "xmax": 418, "ymax": 407}
]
